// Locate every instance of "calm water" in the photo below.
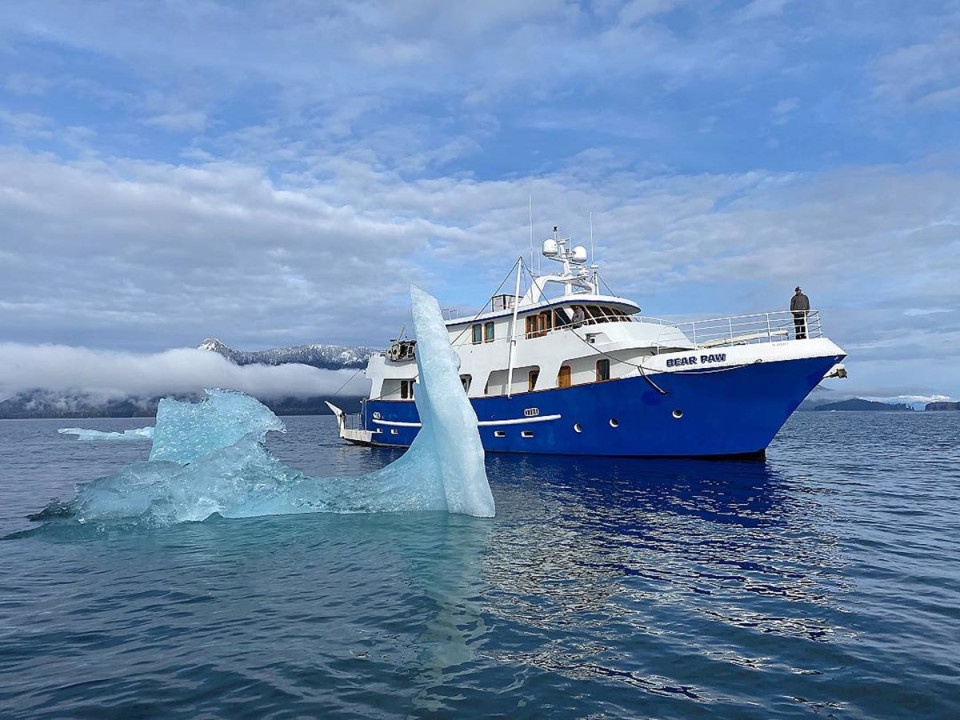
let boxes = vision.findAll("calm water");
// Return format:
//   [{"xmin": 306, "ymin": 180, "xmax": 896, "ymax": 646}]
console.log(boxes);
[{"xmin": 1, "ymin": 412, "xmax": 958, "ymax": 719}]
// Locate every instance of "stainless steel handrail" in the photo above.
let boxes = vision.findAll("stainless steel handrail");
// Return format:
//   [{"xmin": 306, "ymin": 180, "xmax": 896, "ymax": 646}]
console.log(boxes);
[{"xmin": 649, "ymin": 309, "xmax": 823, "ymax": 347}]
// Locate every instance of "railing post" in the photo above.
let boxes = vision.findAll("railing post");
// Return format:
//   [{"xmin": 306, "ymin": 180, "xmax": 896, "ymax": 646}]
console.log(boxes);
[{"xmin": 766, "ymin": 313, "xmax": 772, "ymax": 340}]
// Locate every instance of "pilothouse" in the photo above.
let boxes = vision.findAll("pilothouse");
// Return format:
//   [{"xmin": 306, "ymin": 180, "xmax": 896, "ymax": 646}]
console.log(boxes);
[{"xmin": 328, "ymin": 226, "xmax": 847, "ymax": 458}]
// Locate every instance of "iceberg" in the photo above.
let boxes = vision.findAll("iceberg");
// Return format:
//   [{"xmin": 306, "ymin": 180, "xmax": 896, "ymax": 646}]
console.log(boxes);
[
  {"xmin": 38, "ymin": 286, "xmax": 495, "ymax": 526},
  {"xmin": 148, "ymin": 389, "xmax": 284, "ymax": 463},
  {"xmin": 58, "ymin": 426, "xmax": 155, "ymax": 441}
]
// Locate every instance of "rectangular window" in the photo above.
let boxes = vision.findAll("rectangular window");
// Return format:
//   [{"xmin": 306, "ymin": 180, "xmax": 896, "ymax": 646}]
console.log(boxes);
[
  {"xmin": 596, "ymin": 358, "xmax": 610, "ymax": 381},
  {"xmin": 521, "ymin": 430, "xmax": 534, "ymax": 438},
  {"xmin": 538, "ymin": 311, "xmax": 552, "ymax": 334},
  {"xmin": 528, "ymin": 369, "xmax": 539, "ymax": 392},
  {"xmin": 472, "ymin": 324, "xmax": 482, "ymax": 344},
  {"xmin": 493, "ymin": 430, "xmax": 506, "ymax": 438},
  {"xmin": 558, "ymin": 365, "xmax": 572, "ymax": 389},
  {"xmin": 460, "ymin": 374, "xmax": 472, "ymax": 393},
  {"xmin": 400, "ymin": 380, "xmax": 412, "ymax": 399},
  {"xmin": 484, "ymin": 321, "xmax": 495, "ymax": 342}
]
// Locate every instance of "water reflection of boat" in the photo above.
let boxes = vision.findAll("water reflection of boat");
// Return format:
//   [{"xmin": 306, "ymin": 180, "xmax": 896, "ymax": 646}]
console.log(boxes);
[
  {"xmin": 487, "ymin": 453, "xmax": 785, "ymax": 528},
  {"xmin": 483, "ymin": 453, "xmax": 845, "ymax": 645},
  {"xmin": 330, "ymin": 227, "xmax": 846, "ymax": 458}
]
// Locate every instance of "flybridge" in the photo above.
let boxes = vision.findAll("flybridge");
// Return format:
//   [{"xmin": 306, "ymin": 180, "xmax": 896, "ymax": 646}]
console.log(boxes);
[
  {"xmin": 445, "ymin": 226, "xmax": 639, "ymax": 328},
  {"xmin": 520, "ymin": 226, "xmax": 600, "ymax": 304}
]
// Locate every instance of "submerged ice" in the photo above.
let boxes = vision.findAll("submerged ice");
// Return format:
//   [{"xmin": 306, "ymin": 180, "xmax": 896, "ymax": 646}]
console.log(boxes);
[{"xmin": 43, "ymin": 286, "xmax": 495, "ymax": 525}]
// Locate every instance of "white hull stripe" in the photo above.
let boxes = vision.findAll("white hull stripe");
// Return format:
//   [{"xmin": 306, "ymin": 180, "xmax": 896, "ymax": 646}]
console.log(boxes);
[
  {"xmin": 479, "ymin": 414, "xmax": 561, "ymax": 426},
  {"xmin": 372, "ymin": 413, "xmax": 562, "ymax": 429}
]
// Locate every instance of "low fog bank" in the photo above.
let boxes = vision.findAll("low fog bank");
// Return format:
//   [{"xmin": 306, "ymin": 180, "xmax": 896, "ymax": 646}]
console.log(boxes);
[{"xmin": 0, "ymin": 344, "xmax": 369, "ymax": 418}]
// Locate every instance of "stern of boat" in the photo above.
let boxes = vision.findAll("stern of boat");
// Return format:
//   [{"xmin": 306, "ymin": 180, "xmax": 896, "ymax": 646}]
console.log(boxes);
[{"xmin": 324, "ymin": 401, "xmax": 377, "ymax": 446}]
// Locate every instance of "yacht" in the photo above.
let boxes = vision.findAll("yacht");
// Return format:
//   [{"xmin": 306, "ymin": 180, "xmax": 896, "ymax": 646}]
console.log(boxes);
[{"xmin": 327, "ymin": 228, "xmax": 846, "ymax": 458}]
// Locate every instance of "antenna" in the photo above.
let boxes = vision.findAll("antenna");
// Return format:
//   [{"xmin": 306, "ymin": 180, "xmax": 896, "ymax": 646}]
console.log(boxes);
[
  {"xmin": 589, "ymin": 212, "xmax": 594, "ymax": 265},
  {"xmin": 528, "ymin": 195, "xmax": 534, "ymax": 273}
]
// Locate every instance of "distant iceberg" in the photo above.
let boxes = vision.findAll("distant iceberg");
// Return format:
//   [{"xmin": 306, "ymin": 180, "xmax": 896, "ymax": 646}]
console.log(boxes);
[
  {"xmin": 40, "ymin": 286, "xmax": 494, "ymax": 526},
  {"xmin": 58, "ymin": 426, "xmax": 155, "ymax": 441}
]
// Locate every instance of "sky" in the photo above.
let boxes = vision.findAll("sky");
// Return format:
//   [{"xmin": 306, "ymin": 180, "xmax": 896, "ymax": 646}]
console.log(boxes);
[{"xmin": 0, "ymin": 0, "xmax": 958, "ymax": 404}]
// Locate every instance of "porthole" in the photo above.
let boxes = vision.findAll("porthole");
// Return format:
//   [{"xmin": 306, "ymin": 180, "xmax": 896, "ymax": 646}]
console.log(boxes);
[
  {"xmin": 390, "ymin": 428, "xmax": 399, "ymax": 435},
  {"xmin": 521, "ymin": 430, "xmax": 534, "ymax": 438},
  {"xmin": 573, "ymin": 423, "xmax": 582, "ymax": 433},
  {"xmin": 609, "ymin": 419, "xmax": 619, "ymax": 428},
  {"xmin": 672, "ymin": 409, "xmax": 683, "ymax": 419},
  {"xmin": 493, "ymin": 430, "xmax": 506, "ymax": 438}
]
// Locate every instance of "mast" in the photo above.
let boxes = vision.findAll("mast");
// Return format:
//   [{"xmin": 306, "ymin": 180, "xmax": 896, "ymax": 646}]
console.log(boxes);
[{"xmin": 505, "ymin": 257, "xmax": 524, "ymax": 398}]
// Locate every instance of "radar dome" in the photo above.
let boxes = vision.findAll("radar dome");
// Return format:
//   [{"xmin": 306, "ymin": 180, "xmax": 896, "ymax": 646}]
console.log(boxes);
[
  {"xmin": 542, "ymin": 239, "xmax": 559, "ymax": 257},
  {"xmin": 571, "ymin": 245, "xmax": 588, "ymax": 263}
]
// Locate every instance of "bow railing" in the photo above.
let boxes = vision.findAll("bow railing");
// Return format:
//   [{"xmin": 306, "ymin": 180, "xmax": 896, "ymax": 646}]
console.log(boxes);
[{"xmin": 651, "ymin": 309, "xmax": 823, "ymax": 347}]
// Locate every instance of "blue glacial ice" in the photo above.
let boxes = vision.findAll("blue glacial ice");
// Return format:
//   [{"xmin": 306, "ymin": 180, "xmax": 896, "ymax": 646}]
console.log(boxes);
[
  {"xmin": 148, "ymin": 389, "xmax": 284, "ymax": 463},
  {"xmin": 45, "ymin": 286, "xmax": 495, "ymax": 526}
]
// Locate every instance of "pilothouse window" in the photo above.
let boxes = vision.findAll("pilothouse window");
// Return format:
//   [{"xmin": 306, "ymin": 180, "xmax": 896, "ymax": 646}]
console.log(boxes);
[
  {"xmin": 471, "ymin": 324, "xmax": 482, "ymax": 344},
  {"xmin": 525, "ymin": 314, "xmax": 550, "ymax": 339},
  {"xmin": 484, "ymin": 321, "xmax": 495, "ymax": 342}
]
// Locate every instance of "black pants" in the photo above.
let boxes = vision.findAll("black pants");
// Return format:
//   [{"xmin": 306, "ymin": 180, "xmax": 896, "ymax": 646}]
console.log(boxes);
[{"xmin": 793, "ymin": 313, "xmax": 807, "ymax": 340}]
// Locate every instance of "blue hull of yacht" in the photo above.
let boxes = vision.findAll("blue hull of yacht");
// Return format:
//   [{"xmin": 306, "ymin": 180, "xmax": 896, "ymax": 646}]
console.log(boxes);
[{"xmin": 359, "ymin": 354, "xmax": 842, "ymax": 458}]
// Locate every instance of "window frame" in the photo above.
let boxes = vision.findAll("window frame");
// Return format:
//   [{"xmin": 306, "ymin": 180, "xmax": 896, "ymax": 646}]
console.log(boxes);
[{"xmin": 596, "ymin": 358, "xmax": 610, "ymax": 382}]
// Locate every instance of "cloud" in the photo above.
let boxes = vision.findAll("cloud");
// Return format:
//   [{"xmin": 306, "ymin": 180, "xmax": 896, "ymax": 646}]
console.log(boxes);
[
  {"xmin": 771, "ymin": 97, "xmax": 798, "ymax": 123},
  {"xmin": 0, "ymin": 344, "xmax": 369, "ymax": 401},
  {"xmin": 737, "ymin": 0, "xmax": 791, "ymax": 22},
  {"xmin": 1, "ymin": 141, "xmax": 958, "ymax": 398},
  {"xmin": 0, "ymin": 0, "xmax": 959, "ymax": 403},
  {"xmin": 873, "ymin": 30, "xmax": 960, "ymax": 108},
  {"xmin": 618, "ymin": 0, "xmax": 684, "ymax": 25},
  {"xmin": 142, "ymin": 111, "xmax": 208, "ymax": 132},
  {"xmin": 0, "ymin": 109, "xmax": 55, "ymax": 137},
  {"xmin": 4, "ymin": 72, "xmax": 52, "ymax": 96}
]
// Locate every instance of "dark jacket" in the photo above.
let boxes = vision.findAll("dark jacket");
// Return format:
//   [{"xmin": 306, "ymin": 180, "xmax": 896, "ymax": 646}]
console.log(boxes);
[{"xmin": 791, "ymin": 292, "xmax": 810, "ymax": 313}]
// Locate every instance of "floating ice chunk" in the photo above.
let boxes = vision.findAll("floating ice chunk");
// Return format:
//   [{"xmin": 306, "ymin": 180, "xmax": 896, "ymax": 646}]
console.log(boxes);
[
  {"xmin": 58, "ymin": 426, "xmax": 155, "ymax": 441},
  {"xmin": 365, "ymin": 285, "xmax": 495, "ymax": 517},
  {"xmin": 36, "ymin": 286, "xmax": 494, "ymax": 526},
  {"xmin": 148, "ymin": 389, "xmax": 285, "ymax": 463}
]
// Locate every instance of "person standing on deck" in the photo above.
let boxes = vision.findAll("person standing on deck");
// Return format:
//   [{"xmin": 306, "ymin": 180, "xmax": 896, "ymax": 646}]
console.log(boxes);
[
  {"xmin": 571, "ymin": 305, "xmax": 585, "ymax": 328},
  {"xmin": 791, "ymin": 286, "xmax": 810, "ymax": 339}
]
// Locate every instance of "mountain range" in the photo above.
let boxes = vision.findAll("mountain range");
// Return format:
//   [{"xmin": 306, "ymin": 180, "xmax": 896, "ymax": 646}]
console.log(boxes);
[{"xmin": 198, "ymin": 338, "xmax": 373, "ymax": 369}]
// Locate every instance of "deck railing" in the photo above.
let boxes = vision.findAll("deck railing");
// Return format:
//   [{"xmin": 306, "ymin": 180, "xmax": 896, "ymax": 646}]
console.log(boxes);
[
  {"xmin": 450, "ymin": 306, "xmax": 823, "ymax": 348},
  {"xmin": 650, "ymin": 309, "xmax": 823, "ymax": 348}
]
